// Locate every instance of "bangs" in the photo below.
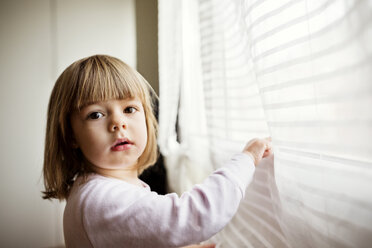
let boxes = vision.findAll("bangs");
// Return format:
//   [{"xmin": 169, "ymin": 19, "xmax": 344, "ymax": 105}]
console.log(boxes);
[{"xmin": 73, "ymin": 55, "xmax": 146, "ymax": 110}]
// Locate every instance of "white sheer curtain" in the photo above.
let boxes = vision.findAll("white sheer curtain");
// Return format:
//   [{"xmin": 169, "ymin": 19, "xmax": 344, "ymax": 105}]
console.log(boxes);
[
  {"xmin": 158, "ymin": 0, "xmax": 215, "ymax": 194},
  {"xmin": 158, "ymin": 0, "xmax": 372, "ymax": 247}
]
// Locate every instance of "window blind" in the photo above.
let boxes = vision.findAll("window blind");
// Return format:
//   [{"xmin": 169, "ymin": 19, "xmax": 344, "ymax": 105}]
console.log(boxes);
[{"xmin": 158, "ymin": 0, "xmax": 372, "ymax": 247}]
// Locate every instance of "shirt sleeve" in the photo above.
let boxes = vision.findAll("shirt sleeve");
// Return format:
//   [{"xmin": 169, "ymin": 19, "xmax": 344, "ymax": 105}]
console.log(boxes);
[{"xmin": 83, "ymin": 153, "xmax": 255, "ymax": 248}]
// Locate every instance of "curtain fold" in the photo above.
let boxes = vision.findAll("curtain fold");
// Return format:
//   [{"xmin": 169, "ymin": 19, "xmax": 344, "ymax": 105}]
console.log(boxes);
[
  {"xmin": 158, "ymin": 0, "xmax": 214, "ymax": 194},
  {"xmin": 158, "ymin": 0, "xmax": 372, "ymax": 247}
]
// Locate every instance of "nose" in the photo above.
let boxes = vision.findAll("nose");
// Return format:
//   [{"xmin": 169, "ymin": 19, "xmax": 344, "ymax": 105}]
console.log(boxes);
[{"xmin": 109, "ymin": 114, "xmax": 126, "ymax": 132}]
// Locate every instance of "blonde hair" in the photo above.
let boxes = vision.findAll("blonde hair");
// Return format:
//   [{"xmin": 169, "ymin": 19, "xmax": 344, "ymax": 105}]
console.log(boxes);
[{"xmin": 42, "ymin": 55, "xmax": 158, "ymax": 200}]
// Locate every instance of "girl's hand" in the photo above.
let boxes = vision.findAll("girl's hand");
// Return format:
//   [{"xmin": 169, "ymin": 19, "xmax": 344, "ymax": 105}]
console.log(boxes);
[{"xmin": 242, "ymin": 137, "xmax": 272, "ymax": 166}]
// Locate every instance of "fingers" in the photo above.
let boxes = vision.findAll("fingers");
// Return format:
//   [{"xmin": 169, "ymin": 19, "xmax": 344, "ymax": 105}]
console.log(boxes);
[
  {"xmin": 242, "ymin": 137, "xmax": 273, "ymax": 165},
  {"xmin": 263, "ymin": 137, "xmax": 273, "ymax": 158},
  {"xmin": 265, "ymin": 137, "xmax": 272, "ymax": 150},
  {"xmin": 202, "ymin": 244, "xmax": 216, "ymax": 248},
  {"xmin": 263, "ymin": 148, "xmax": 273, "ymax": 158}
]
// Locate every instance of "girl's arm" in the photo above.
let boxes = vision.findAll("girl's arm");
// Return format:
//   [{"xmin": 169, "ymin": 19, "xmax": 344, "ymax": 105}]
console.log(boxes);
[
  {"xmin": 79, "ymin": 153, "xmax": 251, "ymax": 247},
  {"xmin": 79, "ymin": 138, "xmax": 271, "ymax": 248}
]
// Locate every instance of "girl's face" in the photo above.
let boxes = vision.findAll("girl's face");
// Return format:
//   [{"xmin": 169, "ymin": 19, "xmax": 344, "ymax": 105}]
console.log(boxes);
[{"xmin": 70, "ymin": 97, "xmax": 148, "ymax": 173}]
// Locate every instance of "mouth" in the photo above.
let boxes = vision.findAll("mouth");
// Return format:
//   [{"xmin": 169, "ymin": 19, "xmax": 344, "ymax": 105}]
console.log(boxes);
[{"xmin": 111, "ymin": 138, "xmax": 133, "ymax": 151}]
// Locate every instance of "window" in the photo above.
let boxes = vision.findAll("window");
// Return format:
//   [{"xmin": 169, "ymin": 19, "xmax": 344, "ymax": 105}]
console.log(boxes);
[{"xmin": 158, "ymin": 0, "xmax": 372, "ymax": 247}]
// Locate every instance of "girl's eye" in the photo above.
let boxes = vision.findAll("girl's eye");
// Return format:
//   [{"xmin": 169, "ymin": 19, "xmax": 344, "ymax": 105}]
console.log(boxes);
[
  {"xmin": 124, "ymin": 107, "xmax": 137, "ymax": 114},
  {"xmin": 88, "ymin": 112, "xmax": 104, "ymax": 119}
]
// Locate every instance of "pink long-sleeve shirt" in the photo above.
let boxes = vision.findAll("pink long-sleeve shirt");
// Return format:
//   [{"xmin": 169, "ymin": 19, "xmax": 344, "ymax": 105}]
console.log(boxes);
[{"xmin": 63, "ymin": 153, "xmax": 255, "ymax": 247}]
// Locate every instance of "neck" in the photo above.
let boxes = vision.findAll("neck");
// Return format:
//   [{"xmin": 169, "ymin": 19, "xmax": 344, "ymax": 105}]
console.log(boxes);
[{"xmin": 93, "ymin": 166, "xmax": 142, "ymax": 187}]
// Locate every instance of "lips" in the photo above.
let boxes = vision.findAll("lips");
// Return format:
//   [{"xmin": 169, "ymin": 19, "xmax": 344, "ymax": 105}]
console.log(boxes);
[{"xmin": 111, "ymin": 138, "xmax": 133, "ymax": 151}]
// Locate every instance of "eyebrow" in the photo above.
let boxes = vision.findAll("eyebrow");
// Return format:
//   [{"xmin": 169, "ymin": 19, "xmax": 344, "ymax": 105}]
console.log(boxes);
[
  {"xmin": 76, "ymin": 102, "xmax": 98, "ymax": 113},
  {"xmin": 79, "ymin": 99, "xmax": 142, "ymax": 110}
]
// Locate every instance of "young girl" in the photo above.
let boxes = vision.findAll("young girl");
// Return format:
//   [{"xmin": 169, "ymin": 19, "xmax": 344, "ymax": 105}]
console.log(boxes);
[{"xmin": 42, "ymin": 55, "xmax": 272, "ymax": 248}]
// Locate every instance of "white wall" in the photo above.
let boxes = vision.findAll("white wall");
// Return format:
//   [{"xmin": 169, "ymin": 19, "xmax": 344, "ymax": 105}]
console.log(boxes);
[{"xmin": 0, "ymin": 0, "xmax": 136, "ymax": 247}]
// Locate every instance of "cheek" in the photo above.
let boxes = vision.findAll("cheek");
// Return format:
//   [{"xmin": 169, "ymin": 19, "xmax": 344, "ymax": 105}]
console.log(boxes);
[
  {"xmin": 75, "ymin": 126, "xmax": 105, "ymax": 153},
  {"xmin": 140, "ymin": 119, "xmax": 148, "ymax": 145},
  {"xmin": 76, "ymin": 127, "xmax": 93, "ymax": 143},
  {"xmin": 136, "ymin": 116, "xmax": 148, "ymax": 149}
]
